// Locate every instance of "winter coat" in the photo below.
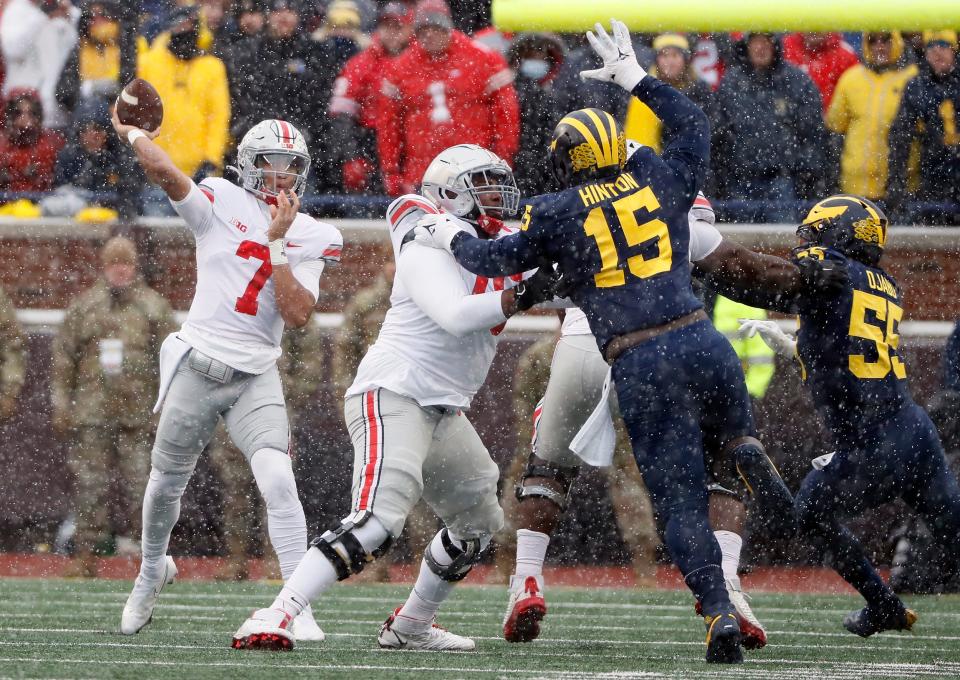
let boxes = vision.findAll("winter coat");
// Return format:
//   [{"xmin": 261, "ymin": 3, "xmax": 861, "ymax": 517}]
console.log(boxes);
[
  {"xmin": 887, "ymin": 61, "xmax": 960, "ymax": 203},
  {"xmin": 713, "ymin": 38, "xmax": 827, "ymax": 198},
  {"xmin": 782, "ymin": 32, "xmax": 860, "ymax": 111},
  {"xmin": 826, "ymin": 32, "xmax": 917, "ymax": 200},
  {"xmin": 0, "ymin": 129, "xmax": 64, "ymax": 191},
  {"xmin": 377, "ymin": 31, "xmax": 520, "ymax": 194},
  {"xmin": 137, "ymin": 42, "xmax": 231, "ymax": 177},
  {"xmin": 624, "ymin": 73, "xmax": 715, "ymax": 154}
]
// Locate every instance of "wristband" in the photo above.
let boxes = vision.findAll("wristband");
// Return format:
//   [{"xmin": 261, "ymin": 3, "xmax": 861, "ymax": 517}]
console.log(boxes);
[
  {"xmin": 127, "ymin": 129, "xmax": 147, "ymax": 146},
  {"xmin": 268, "ymin": 239, "xmax": 288, "ymax": 266}
]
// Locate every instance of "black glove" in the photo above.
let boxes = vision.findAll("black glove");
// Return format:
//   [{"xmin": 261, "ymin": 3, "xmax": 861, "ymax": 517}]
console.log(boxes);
[
  {"xmin": 797, "ymin": 255, "xmax": 848, "ymax": 297},
  {"xmin": 514, "ymin": 266, "xmax": 559, "ymax": 311}
]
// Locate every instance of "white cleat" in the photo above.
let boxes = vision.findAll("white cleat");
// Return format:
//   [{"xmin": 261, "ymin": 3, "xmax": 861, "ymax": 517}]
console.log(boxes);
[
  {"xmin": 378, "ymin": 607, "xmax": 476, "ymax": 651},
  {"xmin": 502, "ymin": 574, "xmax": 547, "ymax": 643},
  {"xmin": 292, "ymin": 606, "xmax": 325, "ymax": 642},
  {"xmin": 120, "ymin": 556, "xmax": 177, "ymax": 635},
  {"xmin": 231, "ymin": 608, "xmax": 296, "ymax": 651},
  {"xmin": 725, "ymin": 576, "xmax": 767, "ymax": 650}
]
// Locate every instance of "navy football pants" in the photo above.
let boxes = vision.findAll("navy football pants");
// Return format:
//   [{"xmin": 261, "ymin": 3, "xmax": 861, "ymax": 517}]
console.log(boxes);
[
  {"xmin": 613, "ymin": 319, "xmax": 753, "ymax": 611},
  {"xmin": 795, "ymin": 402, "xmax": 960, "ymax": 606}
]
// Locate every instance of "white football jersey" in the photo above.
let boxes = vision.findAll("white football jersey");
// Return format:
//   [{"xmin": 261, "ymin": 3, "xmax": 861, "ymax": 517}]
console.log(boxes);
[
  {"xmin": 561, "ymin": 193, "xmax": 721, "ymax": 337},
  {"xmin": 171, "ymin": 178, "xmax": 342, "ymax": 374},
  {"xmin": 348, "ymin": 195, "xmax": 526, "ymax": 409}
]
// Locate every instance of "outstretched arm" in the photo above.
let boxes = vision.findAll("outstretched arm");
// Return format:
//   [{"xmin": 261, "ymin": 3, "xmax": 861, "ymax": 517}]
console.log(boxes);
[
  {"xmin": 111, "ymin": 108, "xmax": 191, "ymax": 202},
  {"xmin": 695, "ymin": 239, "xmax": 847, "ymax": 313}
]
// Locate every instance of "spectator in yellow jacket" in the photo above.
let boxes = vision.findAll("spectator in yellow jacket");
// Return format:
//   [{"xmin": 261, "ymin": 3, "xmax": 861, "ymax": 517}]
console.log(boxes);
[
  {"xmin": 137, "ymin": 7, "xmax": 230, "ymax": 182},
  {"xmin": 826, "ymin": 32, "xmax": 917, "ymax": 200}
]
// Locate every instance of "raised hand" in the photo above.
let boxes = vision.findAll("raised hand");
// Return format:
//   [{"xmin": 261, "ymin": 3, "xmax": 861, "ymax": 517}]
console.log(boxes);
[
  {"xmin": 579, "ymin": 19, "xmax": 647, "ymax": 91},
  {"xmin": 267, "ymin": 189, "xmax": 300, "ymax": 241}
]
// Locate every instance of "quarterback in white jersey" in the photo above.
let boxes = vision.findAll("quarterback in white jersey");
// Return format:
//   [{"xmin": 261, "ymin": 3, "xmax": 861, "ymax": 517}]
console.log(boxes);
[
  {"xmin": 111, "ymin": 112, "xmax": 340, "ymax": 641},
  {"xmin": 232, "ymin": 145, "xmax": 556, "ymax": 653}
]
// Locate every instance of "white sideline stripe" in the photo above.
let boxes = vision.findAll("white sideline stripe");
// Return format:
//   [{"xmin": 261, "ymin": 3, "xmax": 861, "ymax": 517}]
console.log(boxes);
[
  {"xmin": 0, "ymin": 657, "xmax": 667, "ymax": 678},
  {"xmin": 6, "ymin": 607, "xmax": 960, "ymax": 639},
  {"xmin": 4, "ymin": 625, "xmax": 960, "ymax": 647},
  {"xmin": 0, "ymin": 654, "xmax": 953, "ymax": 680},
  {"xmin": 18, "ymin": 590, "xmax": 960, "ymax": 620},
  {"xmin": 2, "ymin": 637, "xmax": 959, "ymax": 657},
  {"xmin": 13, "ymin": 308, "xmax": 561, "ymax": 333}
]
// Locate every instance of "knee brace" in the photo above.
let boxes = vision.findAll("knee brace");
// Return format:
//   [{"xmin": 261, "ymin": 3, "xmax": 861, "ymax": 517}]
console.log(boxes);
[
  {"xmin": 423, "ymin": 528, "xmax": 489, "ymax": 582},
  {"xmin": 310, "ymin": 510, "xmax": 393, "ymax": 581},
  {"xmin": 515, "ymin": 455, "xmax": 579, "ymax": 512}
]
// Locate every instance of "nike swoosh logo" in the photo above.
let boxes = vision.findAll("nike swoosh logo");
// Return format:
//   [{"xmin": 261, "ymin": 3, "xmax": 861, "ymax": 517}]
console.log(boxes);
[{"xmin": 286, "ymin": 242, "xmax": 303, "ymax": 248}]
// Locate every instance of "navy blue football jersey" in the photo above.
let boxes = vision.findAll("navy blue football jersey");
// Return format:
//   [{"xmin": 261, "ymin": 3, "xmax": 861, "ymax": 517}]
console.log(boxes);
[
  {"xmin": 450, "ymin": 76, "xmax": 710, "ymax": 352},
  {"xmin": 794, "ymin": 247, "xmax": 912, "ymax": 436}
]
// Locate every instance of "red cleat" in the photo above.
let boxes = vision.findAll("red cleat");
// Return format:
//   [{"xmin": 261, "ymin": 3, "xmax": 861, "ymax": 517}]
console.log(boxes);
[{"xmin": 503, "ymin": 575, "xmax": 547, "ymax": 643}]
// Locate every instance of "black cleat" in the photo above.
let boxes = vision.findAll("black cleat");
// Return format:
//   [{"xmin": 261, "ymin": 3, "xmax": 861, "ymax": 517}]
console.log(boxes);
[
  {"xmin": 843, "ymin": 605, "xmax": 918, "ymax": 638},
  {"xmin": 704, "ymin": 612, "xmax": 744, "ymax": 664}
]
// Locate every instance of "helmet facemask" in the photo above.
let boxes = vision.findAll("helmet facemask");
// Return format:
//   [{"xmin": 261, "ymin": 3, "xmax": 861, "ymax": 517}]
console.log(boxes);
[
  {"xmin": 462, "ymin": 165, "xmax": 520, "ymax": 222},
  {"xmin": 240, "ymin": 149, "xmax": 310, "ymax": 200}
]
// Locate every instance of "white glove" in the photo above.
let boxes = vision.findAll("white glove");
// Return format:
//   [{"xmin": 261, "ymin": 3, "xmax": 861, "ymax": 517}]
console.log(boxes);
[
  {"xmin": 413, "ymin": 213, "xmax": 466, "ymax": 254},
  {"xmin": 690, "ymin": 191, "xmax": 715, "ymax": 225},
  {"xmin": 738, "ymin": 319, "xmax": 797, "ymax": 357},
  {"xmin": 579, "ymin": 19, "xmax": 647, "ymax": 91}
]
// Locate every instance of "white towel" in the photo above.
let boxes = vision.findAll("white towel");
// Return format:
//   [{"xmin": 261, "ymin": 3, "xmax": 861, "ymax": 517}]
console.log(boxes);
[
  {"xmin": 152, "ymin": 333, "xmax": 192, "ymax": 413},
  {"xmin": 569, "ymin": 368, "xmax": 617, "ymax": 467},
  {"xmin": 811, "ymin": 452, "xmax": 836, "ymax": 470}
]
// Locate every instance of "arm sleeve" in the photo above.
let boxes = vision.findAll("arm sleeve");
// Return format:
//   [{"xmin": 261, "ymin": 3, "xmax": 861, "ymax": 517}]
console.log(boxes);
[
  {"xmin": 398, "ymin": 243, "xmax": 508, "ymax": 337},
  {"xmin": 170, "ymin": 181, "xmax": 215, "ymax": 237},
  {"xmin": 450, "ymin": 229, "xmax": 546, "ymax": 278},
  {"xmin": 629, "ymin": 76, "xmax": 710, "ymax": 198},
  {"xmin": 291, "ymin": 259, "xmax": 325, "ymax": 303}
]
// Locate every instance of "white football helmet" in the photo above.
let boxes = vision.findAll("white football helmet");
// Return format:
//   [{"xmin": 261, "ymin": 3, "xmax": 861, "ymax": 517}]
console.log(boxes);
[
  {"xmin": 421, "ymin": 144, "xmax": 520, "ymax": 227},
  {"xmin": 233, "ymin": 119, "xmax": 311, "ymax": 200}
]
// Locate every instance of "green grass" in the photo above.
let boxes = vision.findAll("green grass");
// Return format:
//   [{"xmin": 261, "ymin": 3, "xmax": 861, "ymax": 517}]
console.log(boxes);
[{"xmin": 0, "ymin": 578, "xmax": 959, "ymax": 679}]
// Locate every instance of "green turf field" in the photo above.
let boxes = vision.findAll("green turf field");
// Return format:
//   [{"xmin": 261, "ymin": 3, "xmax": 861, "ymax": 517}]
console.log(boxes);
[{"xmin": 0, "ymin": 578, "xmax": 958, "ymax": 679}]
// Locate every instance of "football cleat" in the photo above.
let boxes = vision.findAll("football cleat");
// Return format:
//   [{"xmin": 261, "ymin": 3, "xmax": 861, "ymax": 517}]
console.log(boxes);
[
  {"xmin": 503, "ymin": 574, "xmax": 547, "ymax": 643},
  {"xmin": 119, "ymin": 555, "xmax": 177, "ymax": 635},
  {"xmin": 843, "ymin": 604, "xmax": 918, "ymax": 638},
  {"xmin": 231, "ymin": 608, "xmax": 296, "ymax": 650},
  {"xmin": 696, "ymin": 577, "xmax": 767, "ymax": 650},
  {"xmin": 704, "ymin": 611, "xmax": 744, "ymax": 664},
  {"xmin": 378, "ymin": 607, "xmax": 476, "ymax": 651},
  {"xmin": 292, "ymin": 606, "xmax": 325, "ymax": 642}
]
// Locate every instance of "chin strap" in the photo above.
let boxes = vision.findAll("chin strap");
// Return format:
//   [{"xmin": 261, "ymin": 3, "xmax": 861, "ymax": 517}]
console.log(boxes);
[{"xmin": 476, "ymin": 214, "xmax": 505, "ymax": 236}]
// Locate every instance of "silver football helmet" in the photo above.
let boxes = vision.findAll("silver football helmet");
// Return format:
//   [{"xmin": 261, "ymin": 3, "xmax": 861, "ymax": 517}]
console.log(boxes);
[
  {"xmin": 421, "ymin": 144, "xmax": 520, "ymax": 226},
  {"xmin": 233, "ymin": 119, "xmax": 311, "ymax": 200}
]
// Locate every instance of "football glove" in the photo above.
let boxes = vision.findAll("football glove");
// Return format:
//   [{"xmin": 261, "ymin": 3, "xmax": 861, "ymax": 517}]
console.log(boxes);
[
  {"xmin": 515, "ymin": 267, "xmax": 560, "ymax": 311},
  {"xmin": 579, "ymin": 19, "xmax": 648, "ymax": 91},
  {"xmin": 738, "ymin": 319, "xmax": 797, "ymax": 357},
  {"xmin": 414, "ymin": 213, "xmax": 466, "ymax": 253},
  {"xmin": 797, "ymin": 256, "xmax": 849, "ymax": 297}
]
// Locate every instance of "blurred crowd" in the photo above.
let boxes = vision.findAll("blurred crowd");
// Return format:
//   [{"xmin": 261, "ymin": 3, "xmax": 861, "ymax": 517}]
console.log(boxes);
[{"xmin": 0, "ymin": 0, "xmax": 958, "ymax": 223}]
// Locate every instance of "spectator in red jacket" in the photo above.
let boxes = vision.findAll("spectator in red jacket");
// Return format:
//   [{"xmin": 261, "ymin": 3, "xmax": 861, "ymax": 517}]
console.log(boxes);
[
  {"xmin": 328, "ymin": 1, "xmax": 412, "ymax": 193},
  {"xmin": 377, "ymin": 0, "xmax": 519, "ymax": 196},
  {"xmin": 0, "ymin": 88, "xmax": 64, "ymax": 191},
  {"xmin": 783, "ymin": 32, "xmax": 860, "ymax": 111}
]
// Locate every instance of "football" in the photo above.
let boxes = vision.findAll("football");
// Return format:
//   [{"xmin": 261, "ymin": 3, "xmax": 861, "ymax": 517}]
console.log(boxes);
[{"xmin": 115, "ymin": 78, "xmax": 164, "ymax": 132}]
